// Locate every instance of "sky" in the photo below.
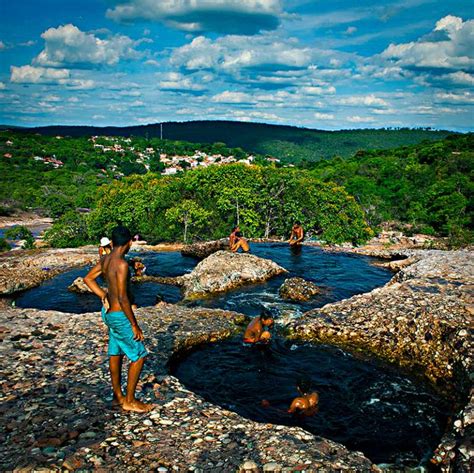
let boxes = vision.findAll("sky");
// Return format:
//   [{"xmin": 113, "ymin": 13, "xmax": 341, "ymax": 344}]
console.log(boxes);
[{"xmin": 0, "ymin": 0, "xmax": 473, "ymax": 131}]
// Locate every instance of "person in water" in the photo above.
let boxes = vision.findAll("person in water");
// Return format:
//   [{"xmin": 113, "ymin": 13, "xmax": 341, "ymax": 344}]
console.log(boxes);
[
  {"xmin": 130, "ymin": 258, "xmax": 146, "ymax": 277},
  {"xmin": 84, "ymin": 225, "xmax": 152, "ymax": 413},
  {"xmin": 99, "ymin": 237, "xmax": 112, "ymax": 257},
  {"xmin": 230, "ymin": 226, "xmax": 250, "ymax": 253},
  {"xmin": 288, "ymin": 378, "xmax": 319, "ymax": 416},
  {"xmin": 288, "ymin": 222, "xmax": 304, "ymax": 246},
  {"xmin": 243, "ymin": 309, "xmax": 274, "ymax": 343}
]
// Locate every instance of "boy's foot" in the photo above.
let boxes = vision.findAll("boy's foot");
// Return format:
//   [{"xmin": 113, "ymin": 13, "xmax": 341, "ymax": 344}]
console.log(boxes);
[
  {"xmin": 122, "ymin": 399, "xmax": 155, "ymax": 413},
  {"xmin": 111, "ymin": 394, "xmax": 125, "ymax": 409}
]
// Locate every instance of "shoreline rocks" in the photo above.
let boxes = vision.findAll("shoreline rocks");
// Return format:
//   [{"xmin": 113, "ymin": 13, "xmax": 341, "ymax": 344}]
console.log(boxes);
[
  {"xmin": 0, "ymin": 247, "xmax": 97, "ymax": 295},
  {"xmin": 179, "ymin": 250, "xmax": 287, "ymax": 299}
]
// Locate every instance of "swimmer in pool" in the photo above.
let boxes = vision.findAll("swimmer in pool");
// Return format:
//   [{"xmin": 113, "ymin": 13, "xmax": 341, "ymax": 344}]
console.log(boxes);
[
  {"xmin": 243, "ymin": 309, "xmax": 274, "ymax": 344},
  {"xmin": 84, "ymin": 225, "xmax": 153, "ymax": 413},
  {"xmin": 288, "ymin": 378, "xmax": 319, "ymax": 416},
  {"xmin": 288, "ymin": 222, "xmax": 304, "ymax": 246}
]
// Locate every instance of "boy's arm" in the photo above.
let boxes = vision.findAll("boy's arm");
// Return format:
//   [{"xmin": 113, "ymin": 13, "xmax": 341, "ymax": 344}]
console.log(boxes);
[
  {"xmin": 84, "ymin": 262, "xmax": 107, "ymax": 303},
  {"xmin": 288, "ymin": 397, "xmax": 305, "ymax": 413},
  {"xmin": 116, "ymin": 261, "xmax": 144, "ymax": 341}
]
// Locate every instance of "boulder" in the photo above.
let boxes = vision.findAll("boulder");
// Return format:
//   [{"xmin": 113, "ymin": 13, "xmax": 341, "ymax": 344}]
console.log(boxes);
[
  {"xmin": 181, "ymin": 239, "xmax": 229, "ymax": 260},
  {"xmin": 180, "ymin": 250, "xmax": 287, "ymax": 299},
  {"xmin": 279, "ymin": 277, "xmax": 320, "ymax": 302},
  {"xmin": 68, "ymin": 277, "xmax": 94, "ymax": 293}
]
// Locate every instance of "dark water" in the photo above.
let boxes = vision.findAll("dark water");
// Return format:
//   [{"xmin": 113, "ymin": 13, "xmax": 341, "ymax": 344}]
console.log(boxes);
[
  {"xmin": 170, "ymin": 337, "xmax": 450, "ymax": 467},
  {"xmin": 15, "ymin": 244, "xmax": 392, "ymax": 315}
]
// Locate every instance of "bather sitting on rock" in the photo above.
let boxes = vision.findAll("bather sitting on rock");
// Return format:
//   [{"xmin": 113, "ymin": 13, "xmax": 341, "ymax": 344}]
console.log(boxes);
[
  {"xmin": 230, "ymin": 226, "xmax": 250, "ymax": 253},
  {"xmin": 288, "ymin": 222, "xmax": 304, "ymax": 246},
  {"xmin": 243, "ymin": 309, "xmax": 274, "ymax": 344},
  {"xmin": 84, "ymin": 225, "xmax": 153, "ymax": 414},
  {"xmin": 288, "ymin": 378, "xmax": 319, "ymax": 416}
]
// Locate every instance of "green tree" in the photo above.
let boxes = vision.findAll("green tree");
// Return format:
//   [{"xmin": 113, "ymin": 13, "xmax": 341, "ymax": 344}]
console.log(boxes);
[{"xmin": 165, "ymin": 199, "xmax": 210, "ymax": 242}]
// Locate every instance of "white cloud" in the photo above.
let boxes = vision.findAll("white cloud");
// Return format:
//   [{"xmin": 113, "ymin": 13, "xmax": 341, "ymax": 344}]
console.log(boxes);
[
  {"xmin": 314, "ymin": 112, "xmax": 335, "ymax": 120},
  {"xmin": 347, "ymin": 115, "xmax": 376, "ymax": 123},
  {"xmin": 106, "ymin": 0, "xmax": 282, "ymax": 34},
  {"xmin": 299, "ymin": 85, "xmax": 336, "ymax": 95},
  {"xmin": 11, "ymin": 65, "xmax": 70, "ymax": 84},
  {"xmin": 34, "ymin": 24, "xmax": 141, "ymax": 68},
  {"xmin": 440, "ymin": 71, "xmax": 474, "ymax": 86},
  {"xmin": 212, "ymin": 91, "xmax": 254, "ymax": 103},
  {"xmin": 338, "ymin": 94, "xmax": 389, "ymax": 107},
  {"xmin": 435, "ymin": 92, "xmax": 474, "ymax": 104},
  {"xmin": 232, "ymin": 109, "xmax": 280, "ymax": 122},
  {"xmin": 158, "ymin": 72, "xmax": 206, "ymax": 92},
  {"xmin": 381, "ymin": 15, "xmax": 474, "ymax": 70},
  {"xmin": 10, "ymin": 65, "xmax": 96, "ymax": 89},
  {"xmin": 171, "ymin": 34, "xmax": 312, "ymax": 73}
]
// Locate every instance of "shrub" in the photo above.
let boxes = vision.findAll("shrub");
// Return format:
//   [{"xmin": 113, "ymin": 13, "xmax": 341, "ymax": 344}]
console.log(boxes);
[{"xmin": 44, "ymin": 211, "xmax": 91, "ymax": 248}]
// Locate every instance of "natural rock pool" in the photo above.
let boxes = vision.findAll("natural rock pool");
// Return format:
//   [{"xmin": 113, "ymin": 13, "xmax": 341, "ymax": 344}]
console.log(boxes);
[
  {"xmin": 15, "ymin": 243, "xmax": 392, "ymax": 315},
  {"xmin": 170, "ymin": 337, "xmax": 450, "ymax": 467}
]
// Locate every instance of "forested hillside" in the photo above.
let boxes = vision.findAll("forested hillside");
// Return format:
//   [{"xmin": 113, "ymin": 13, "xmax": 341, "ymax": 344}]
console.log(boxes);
[
  {"xmin": 1, "ymin": 130, "xmax": 472, "ymax": 248},
  {"xmin": 13, "ymin": 121, "xmax": 452, "ymax": 163}
]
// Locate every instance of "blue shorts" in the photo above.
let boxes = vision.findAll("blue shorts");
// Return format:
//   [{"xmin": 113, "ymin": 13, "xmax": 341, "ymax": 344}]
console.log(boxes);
[{"xmin": 101, "ymin": 307, "xmax": 148, "ymax": 362}]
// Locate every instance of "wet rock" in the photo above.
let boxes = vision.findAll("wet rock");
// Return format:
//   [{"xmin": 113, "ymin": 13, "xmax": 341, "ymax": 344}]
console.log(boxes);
[
  {"xmin": 181, "ymin": 239, "xmax": 229, "ymax": 260},
  {"xmin": 279, "ymin": 277, "xmax": 320, "ymax": 302},
  {"xmin": 180, "ymin": 250, "xmax": 287, "ymax": 299},
  {"xmin": 68, "ymin": 277, "xmax": 94, "ymax": 293}
]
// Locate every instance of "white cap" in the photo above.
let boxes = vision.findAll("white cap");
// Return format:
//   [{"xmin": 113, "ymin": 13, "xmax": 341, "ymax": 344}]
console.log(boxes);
[{"xmin": 100, "ymin": 237, "xmax": 111, "ymax": 247}]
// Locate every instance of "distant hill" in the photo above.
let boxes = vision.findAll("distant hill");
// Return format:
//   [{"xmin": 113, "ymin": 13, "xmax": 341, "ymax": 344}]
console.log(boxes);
[{"xmin": 19, "ymin": 120, "xmax": 454, "ymax": 163}]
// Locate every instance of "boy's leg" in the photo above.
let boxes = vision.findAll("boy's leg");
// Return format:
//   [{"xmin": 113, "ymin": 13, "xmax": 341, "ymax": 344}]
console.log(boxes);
[
  {"xmin": 109, "ymin": 355, "xmax": 125, "ymax": 405},
  {"xmin": 122, "ymin": 356, "xmax": 153, "ymax": 412}
]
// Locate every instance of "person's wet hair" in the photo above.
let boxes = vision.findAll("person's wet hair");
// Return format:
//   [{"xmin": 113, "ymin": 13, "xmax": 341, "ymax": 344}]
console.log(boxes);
[
  {"xmin": 297, "ymin": 377, "xmax": 312, "ymax": 395},
  {"xmin": 260, "ymin": 308, "xmax": 274, "ymax": 321},
  {"xmin": 112, "ymin": 225, "xmax": 132, "ymax": 247},
  {"xmin": 295, "ymin": 221, "xmax": 301, "ymax": 226},
  {"xmin": 235, "ymin": 231, "xmax": 243, "ymax": 237}
]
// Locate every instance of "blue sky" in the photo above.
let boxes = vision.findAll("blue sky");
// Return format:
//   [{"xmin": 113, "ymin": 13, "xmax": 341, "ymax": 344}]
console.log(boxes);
[{"xmin": 0, "ymin": 0, "xmax": 473, "ymax": 130}]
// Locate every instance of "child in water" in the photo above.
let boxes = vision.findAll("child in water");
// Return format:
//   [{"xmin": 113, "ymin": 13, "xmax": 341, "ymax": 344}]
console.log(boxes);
[{"xmin": 288, "ymin": 378, "xmax": 319, "ymax": 416}]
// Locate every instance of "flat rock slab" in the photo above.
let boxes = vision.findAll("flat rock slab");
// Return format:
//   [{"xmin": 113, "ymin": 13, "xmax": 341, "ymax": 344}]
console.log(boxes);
[
  {"xmin": 0, "ymin": 247, "xmax": 97, "ymax": 295},
  {"xmin": 180, "ymin": 250, "xmax": 287, "ymax": 299},
  {"xmin": 279, "ymin": 277, "xmax": 320, "ymax": 302},
  {"xmin": 0, "ymin": 304, "xmax": 373, "ymax": 472}
]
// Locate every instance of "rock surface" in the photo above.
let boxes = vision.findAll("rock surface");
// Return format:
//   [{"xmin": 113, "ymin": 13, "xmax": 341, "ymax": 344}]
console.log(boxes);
[
  {"xmin": 288, "ymin": 249, "xmax": 473, "ymax": 472},
  {"xmin": 0, "ymin": 303, "xmax": 373, "ymax": 472},
  {"xmin": 1, "ymin": 245, "xmax": 472, "ymax": 472},
  {"xmin": 180, "ymin": 250, "xmax": 287, "ymax": 299},
  {"xmin": 279, "ymin": 277, "xmax": 320, "ymax": 302},
  {"xmin": 0, "ymin": 247, "xmax": 97, "ymax": 295},
  {"xmin": 181, "ymin": 238, "xmax": 229, "ymax": 259}
]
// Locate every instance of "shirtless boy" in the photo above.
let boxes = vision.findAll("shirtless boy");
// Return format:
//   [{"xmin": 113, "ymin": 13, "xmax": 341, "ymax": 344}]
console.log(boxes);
[
  {"xmin": 243, "ymin": 310, "xmax": 274, "ymax": 343},
  {"xmin": 84, "ymin": 225, "xmax": 152, "ymax": 413},
  {"xmin": 288, "ymin": 222, "xmax": 304, "ymax": 246},
  {"xmin": 288, "ymin": 378, "xmax": 319, "ymax": 416}
]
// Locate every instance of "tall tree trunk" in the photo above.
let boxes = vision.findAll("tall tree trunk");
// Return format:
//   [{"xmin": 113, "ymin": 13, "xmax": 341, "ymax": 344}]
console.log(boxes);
[
  {"xmin": 236, "ymin": 198, "xmax": 240, "ymax": 226},
  {"xmin": 183, "ymin": 216, "xmax": 188, "ymax": 243}
]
